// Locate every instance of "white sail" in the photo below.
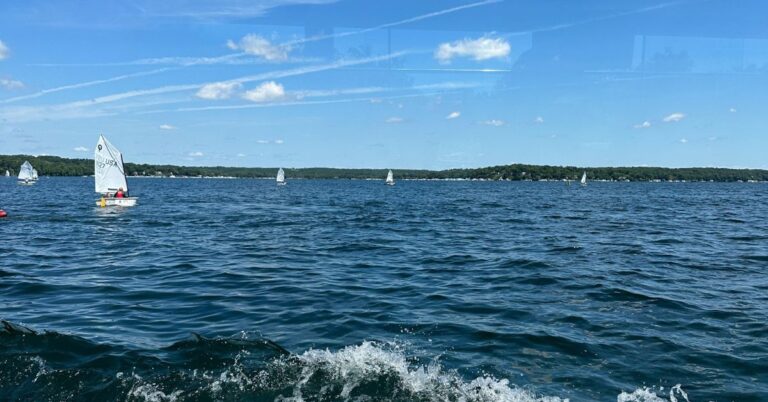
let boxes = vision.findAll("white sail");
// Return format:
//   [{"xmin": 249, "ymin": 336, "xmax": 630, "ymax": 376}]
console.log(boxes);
[
  {"xmin": 386, "ymin": 169, "xmax": 394, "ymax": 184},
  {"xmin": 5, "ymin": 170, "xmax": 9, "ymax": 177},
  {"xmin": 94, "ymin": 135, "xmax": 129, "ymax": 194},
  {"xmin": 32, "ymin": 169, "xmax": 39, "ymax": 180},
  {"xmin": 18, "ymin": 161, "xmax": 34, "ymax": 181},
  {"xmin": 276, "ymin": 167, "xmax": 285, "ymax": 183},
  {"xmin": 580, "ymin": 171, "xmax": 587, "ymax": 185}
]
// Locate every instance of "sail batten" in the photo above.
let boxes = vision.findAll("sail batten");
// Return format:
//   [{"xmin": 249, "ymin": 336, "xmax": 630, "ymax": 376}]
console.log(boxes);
[{"xmin": 94, "ymin": 135, "xmax": 129, "ymax": 194}]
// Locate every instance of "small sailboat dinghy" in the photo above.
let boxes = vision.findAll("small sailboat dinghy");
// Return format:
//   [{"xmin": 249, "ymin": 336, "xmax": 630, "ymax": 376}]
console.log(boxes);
[
  {"xmin": 385, "ymin": 169, "xmax": 395, "ymax": 186},
  {"xmin": 17, "ymin": 161, "xmax": 35, "ymax": 185},
  {"xmin": 94, "ymin": 134, "xmax": 137, "ymax": 207},
  {"xmin": 580, "ymin": 171, "xmax": 587, "ymax": 186},
  {"xmin": 276, "ymin": 167, "xmax": 286, "ymax": 186}
]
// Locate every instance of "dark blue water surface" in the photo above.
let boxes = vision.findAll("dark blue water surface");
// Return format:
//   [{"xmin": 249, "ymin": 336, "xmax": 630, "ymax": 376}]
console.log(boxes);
[{"xmin": 1, "ymin": 177, "xmax": 767, "ymax": 401}]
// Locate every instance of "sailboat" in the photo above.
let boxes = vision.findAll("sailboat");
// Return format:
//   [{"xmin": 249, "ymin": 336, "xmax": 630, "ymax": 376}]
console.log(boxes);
[
  {"xmin": 32, "ymin": 169, "xmax": 39, "ymax": 181},
  {"xmin": 385, "ymin": 169, "xmax": 395, "ymax": 186},
  {"xmin": 4, "ymin": 170, "xmax": 9, "ymax": 177},
  {"xmin": 580, "ymin": 171, "xmax": 587, "ymax": 186},
  {"xmin": 94, "ymin": 134, "xmax": 137, "ymax": 207},
  {"xmin": 276, "ymin": 167, "xmax": 286, "ymax": 186},
  {"xmin": 17, "ymin": 161, "xmax": 35, "ymax": 185}
]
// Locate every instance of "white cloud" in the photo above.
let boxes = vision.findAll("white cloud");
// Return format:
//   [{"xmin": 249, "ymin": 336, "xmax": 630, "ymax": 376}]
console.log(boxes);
[
  {"xmin": 188, "ymin": 151, "xmax": 204, "ymax": 157},
  {"xmin": 227, "ymin": 34, "xmax": 289, "ymax": 61},
  {"xmin": 0, "ymin": 78, "xmax": 23, "ymax": 90},
  {"xmin": 242, "ymin": 81, "xmax": 285, "ymax": 102},
  {"xmin": 534, "ymin": 116, "xmax": 544, "ymax": 124},
  {"xmin": 679, "ymin": 138, "xmax": 688, "ymax": 144},
  {"xmin": 435, "ymin": 37, "xmax": 510, "ymax": 63},
  {"xmin": 237, "ymin": 153, "xmax": 246, "ymax": 157},
  {"xmin": 73, "ymin": 146, "xmax": 88, "ymax": 152},
  {"xmin": 634, "ymin": 121, "xmax": 651, "ymax": 129},
  {"xmin": 256, "ymin": 139, "xmax": 283, "ymax": 144},
  {"xmin": 4, "ymin": 52, "xmax": 405, "ymax": 123},
  {"xmin": 481, "ymin": 119, "xmax": 505, "ymax": 126},
  {"xmin": 386, "ymin": 117, "xmax": 404, "ymax": 124},
  {"xmin": 729, "ymin": 107, "xmax": 737, "ymax": 113},
  {"xmin": 446, "ymin": 111, "xmax": 461, "ymax": 119},
  {"xmin": 663, "ymin": 112, "xmax": 685, "ymax": 122},
  {"xmin": 196, "ymin": 81, "xmax": 242, "ymax": 100},
  {"xmin": 159, "ymin": 124, "xmax": 177, "ymax": 130},
  {"xmin": 0, "ymin": 40, "xmax": 8, "ymax": 60}
]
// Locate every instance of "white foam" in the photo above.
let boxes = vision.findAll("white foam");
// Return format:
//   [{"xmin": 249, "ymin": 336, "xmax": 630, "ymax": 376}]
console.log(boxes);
[
  {"xmin": 279, "ymin": 340, "xmax": 568, "ymax": 402},
  {"xmin": 618, "ymin": 385, "xmax": 690, "ymax": 402},
  {"xmin": 128, "ymin": 382, "xmax": 183, "ymax": 402}
]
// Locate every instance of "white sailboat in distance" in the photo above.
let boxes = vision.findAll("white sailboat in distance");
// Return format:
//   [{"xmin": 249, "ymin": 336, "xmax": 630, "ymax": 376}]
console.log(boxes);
[
  {"xmin": 5, "ymin": 170, "xmax": 9, "ymax": 177},
  {"xmin": 94, "ymin": 134, "xmax": 137, "ymax": 207},
  {"xmin": 386, "ymin": 169, "xmax": 395, "ymax": 186},
  {"xmin": 17, "ymin": 161, "xmax": 35, "ymax": 185},
  {"xmin": 32, "ymin": 168, "xmax": 39, "ymax": 181},
  {"xmin": 580, "ymin": 171, "xmax": 587, "ymax": 186},
  {"xmin": 276, "ymin": 167, "xmax": 286, "ymax": 186}
]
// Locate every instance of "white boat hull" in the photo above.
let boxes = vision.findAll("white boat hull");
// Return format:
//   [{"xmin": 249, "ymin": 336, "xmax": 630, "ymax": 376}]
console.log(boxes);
[
  {"xmin": 96, "ymin": 197, "xmax": 138, "ymax": 207},
  {"xmin": 18, "ymin": 181, "xmax": 35, "ymax": 186},
  {"xmin": 386, "ymin": 182, "xmax": 395, "ymax": 186},
  {"xmin": 277, "ymin": 181, "xmax": 287, "ymax": 186}
]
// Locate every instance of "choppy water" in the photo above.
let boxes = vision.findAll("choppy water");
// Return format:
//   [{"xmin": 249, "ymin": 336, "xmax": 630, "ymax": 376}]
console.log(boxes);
[{"xmin": 1, "ymin": 177, "xmax": 767, "ymax": 401}]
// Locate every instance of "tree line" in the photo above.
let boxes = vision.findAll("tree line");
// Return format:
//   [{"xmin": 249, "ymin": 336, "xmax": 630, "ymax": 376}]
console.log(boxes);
[{"xmin": 1, "ymin": 155, "xmax": 767, "ymax": 182}]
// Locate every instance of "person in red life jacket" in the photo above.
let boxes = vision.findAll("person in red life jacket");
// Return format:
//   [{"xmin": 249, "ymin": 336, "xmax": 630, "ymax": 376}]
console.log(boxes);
[{"xmin": 115, "ymin": 188, "xmax": 126, "ymax": 198}]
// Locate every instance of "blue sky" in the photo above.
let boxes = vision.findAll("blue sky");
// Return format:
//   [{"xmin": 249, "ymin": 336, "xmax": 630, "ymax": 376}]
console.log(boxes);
[{"xmin": 0, "ymin": 0, "xmax": 766, "ymax": 169}]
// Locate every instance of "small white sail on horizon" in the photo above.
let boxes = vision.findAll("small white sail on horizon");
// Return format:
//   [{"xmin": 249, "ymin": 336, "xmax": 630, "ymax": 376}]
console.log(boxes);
[
  {"xmin": 386, "ymin": 169, "xmax": 395, "ymax": 186},
  {"xmin": 5, "ymin": 170, "xmax": 9, "ymax": 177},
  {"xmin": 94, "ymin": 134, "xmax": 137, "ymax": 207},
  {"xmin": 32, "ymin": 168, "xmax": 39, "ymax": 181},
  {"xmin": 18, "ymin": 161, "xmax": 35, "ymax": 185},
  {"xmin": 580, "ymin": 171, "xmax": 587, "ymax": 186},
  {"xmin": 276, "ymin": 167, "xmax": 286, "ymax": 185}
]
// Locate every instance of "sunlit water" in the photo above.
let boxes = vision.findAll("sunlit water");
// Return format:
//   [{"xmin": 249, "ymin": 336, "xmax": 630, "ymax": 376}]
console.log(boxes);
[{"xmin": 1, "ymin": 177, "xmax": 767, "ymax": 401}]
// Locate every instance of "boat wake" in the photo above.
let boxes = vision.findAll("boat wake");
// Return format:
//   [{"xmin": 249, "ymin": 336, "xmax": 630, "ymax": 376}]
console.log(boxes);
[{"xmin": 1, "ymin": 321, "xmax": 689, "ymax": 402}]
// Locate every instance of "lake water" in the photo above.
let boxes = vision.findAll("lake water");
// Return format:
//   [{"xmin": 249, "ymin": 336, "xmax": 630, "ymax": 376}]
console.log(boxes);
[{"xmin": 1, "ymin": 177, "xmax": 767, "ymax": 401}]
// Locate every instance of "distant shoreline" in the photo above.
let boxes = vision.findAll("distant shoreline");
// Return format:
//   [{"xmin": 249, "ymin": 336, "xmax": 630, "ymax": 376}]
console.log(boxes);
[{"xmin": 1, "ymin": 154, "xmax": 767, "ymax": 182}]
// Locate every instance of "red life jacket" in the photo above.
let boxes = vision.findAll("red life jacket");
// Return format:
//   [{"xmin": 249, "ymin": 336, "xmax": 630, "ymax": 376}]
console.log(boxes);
[{"xmin": 116, "ymin": 191, "xmax": 125, "ymax": 198}]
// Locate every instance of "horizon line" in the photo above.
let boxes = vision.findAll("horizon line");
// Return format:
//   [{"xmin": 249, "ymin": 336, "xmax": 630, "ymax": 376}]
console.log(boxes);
[{"xmin": 2, "ymin": 153, "xmax": 767, "ymax": 172}]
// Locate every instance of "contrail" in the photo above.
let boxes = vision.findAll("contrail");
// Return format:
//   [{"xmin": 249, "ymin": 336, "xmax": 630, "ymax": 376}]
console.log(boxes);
[
  {"xmin": 0, "ymin": 68, "xmax": 174, "ymax": 104},
  {"xmin": 282, "ymin": 0, "xmax": 502, "ymax": 47},
  {"xmin": 507, "ymin": 0, "xmax": 693, "ymax": 36},
  {"xmin": 0, "ymin": 52, "xmax": 410, "ymax": 122},
  {"xmin": 6, "ymin": 0, "xmax": 499, "ymax": 104},
  {"xmin": 144, "ymin": 91, "xmax": 463, "ymax": 114}
]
